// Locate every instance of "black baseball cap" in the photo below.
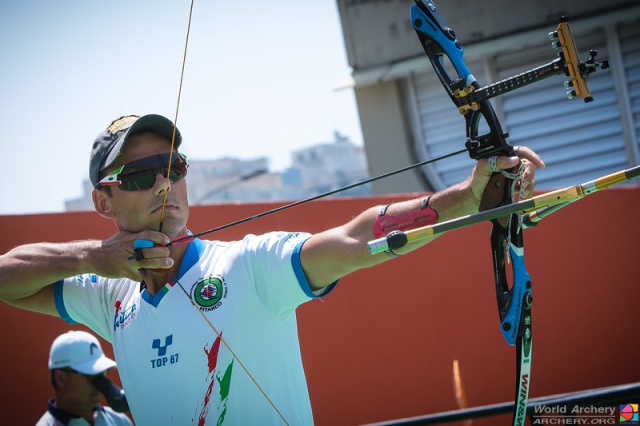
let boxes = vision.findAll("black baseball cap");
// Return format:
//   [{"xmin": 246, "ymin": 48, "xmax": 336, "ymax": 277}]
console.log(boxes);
[{"xmin": 89, "ymin": 114, "xmax": 182, "ymax": 187}]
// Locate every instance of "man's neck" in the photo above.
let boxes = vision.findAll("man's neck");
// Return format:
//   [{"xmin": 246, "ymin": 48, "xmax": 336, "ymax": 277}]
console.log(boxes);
[{"xmin": 141, "ymin": 243, "xmax": 188, "ymax": 295}]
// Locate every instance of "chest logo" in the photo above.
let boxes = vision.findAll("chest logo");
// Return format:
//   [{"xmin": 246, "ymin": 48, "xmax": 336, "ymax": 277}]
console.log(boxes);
[
  {"xmin": 191, "ymin": 275, "xmax": 227, "ymax": 311},
  {"xmin": 113, "ymin": 300, "xmax": 137, "ymax": 331}
]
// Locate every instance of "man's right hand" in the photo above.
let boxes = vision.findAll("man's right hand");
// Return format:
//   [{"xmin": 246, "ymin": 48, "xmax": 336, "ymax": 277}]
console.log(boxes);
[{"xmin": 94, "ymin": 231, "xmax": 173, "ymax": 282}]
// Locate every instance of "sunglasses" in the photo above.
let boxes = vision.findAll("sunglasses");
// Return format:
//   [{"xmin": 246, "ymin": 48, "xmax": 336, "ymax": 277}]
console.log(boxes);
[{"xmin": 96, "ymin": 152, "xmax": 189, "ymax": 191}]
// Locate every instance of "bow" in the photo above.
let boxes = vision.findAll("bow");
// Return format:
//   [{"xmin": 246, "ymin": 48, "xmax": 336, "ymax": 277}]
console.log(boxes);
[
  {"xmin": 367, "ymin": 1, "xmax": 609, "ymax": 424},
  {"xmin": 408, "ymin": 3, "xmax": 531, "ymax": 422}
]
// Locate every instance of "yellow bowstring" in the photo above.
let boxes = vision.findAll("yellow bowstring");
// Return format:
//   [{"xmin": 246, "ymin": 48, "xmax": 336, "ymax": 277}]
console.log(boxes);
[{"xmin": 157, "ymin": 2, "xmax": 288, "ymax": 423}]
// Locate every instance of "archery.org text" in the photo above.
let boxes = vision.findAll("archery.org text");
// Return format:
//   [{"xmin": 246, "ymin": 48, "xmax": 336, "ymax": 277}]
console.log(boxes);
[{"xmin": 532, "ymin": 419, "xmax": 615, "ymax": 425}]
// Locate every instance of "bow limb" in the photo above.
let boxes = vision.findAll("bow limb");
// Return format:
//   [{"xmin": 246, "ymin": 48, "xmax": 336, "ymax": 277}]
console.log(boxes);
[{"xmin": 409, "ymin": 0, "xmax": 522, "ymax": 345}]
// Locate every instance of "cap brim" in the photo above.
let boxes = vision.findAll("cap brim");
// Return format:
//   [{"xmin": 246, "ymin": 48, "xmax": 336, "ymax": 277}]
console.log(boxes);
[{"xmin": 72, "ymin": 355, "xmax": 117, "ymax": 375}]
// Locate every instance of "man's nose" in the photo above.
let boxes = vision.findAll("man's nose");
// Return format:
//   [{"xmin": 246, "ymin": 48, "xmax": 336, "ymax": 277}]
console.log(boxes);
[{"xmin": 152, "ymin": 172, "xmax": 172, "ymax": 196}]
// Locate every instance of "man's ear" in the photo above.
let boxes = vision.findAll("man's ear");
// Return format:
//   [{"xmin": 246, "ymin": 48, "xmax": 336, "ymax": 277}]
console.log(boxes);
[
  {"xmin": 54, "ymin": 370, "xmax": 70, "ymax": 388},
  {"xmin": 92, "ymin": 189, "xmax": 114, "ymax": 219}
]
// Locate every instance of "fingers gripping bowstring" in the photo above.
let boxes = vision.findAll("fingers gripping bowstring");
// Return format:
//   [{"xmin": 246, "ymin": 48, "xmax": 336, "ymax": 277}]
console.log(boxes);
[{"xmin": 158, "ymin": 2, "xmax": 289, "ymax": 424}]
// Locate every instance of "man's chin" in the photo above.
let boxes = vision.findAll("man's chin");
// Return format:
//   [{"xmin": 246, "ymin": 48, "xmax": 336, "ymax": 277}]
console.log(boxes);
[
  {"xmin": 129, "ymin": 215, "xmax": 187, "ymax": 234},
  {"xmin": 157, "ymin": 221, "xmax": 189, "ymax": 240}
]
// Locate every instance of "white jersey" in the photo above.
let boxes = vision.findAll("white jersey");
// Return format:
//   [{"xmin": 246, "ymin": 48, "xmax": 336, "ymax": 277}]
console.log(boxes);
[{"xmin": 54, "ymin": 232, "xmax": 335, "ymax": 425}]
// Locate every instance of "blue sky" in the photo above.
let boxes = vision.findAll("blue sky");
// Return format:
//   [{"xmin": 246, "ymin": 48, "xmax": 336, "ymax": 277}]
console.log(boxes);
[{"xmin": 0, "ymin": 0, "xmax": 361, "ymax": 215}]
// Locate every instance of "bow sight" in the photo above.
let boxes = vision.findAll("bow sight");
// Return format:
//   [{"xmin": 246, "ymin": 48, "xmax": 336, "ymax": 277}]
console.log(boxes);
[{"xmin": 552, "ymin": 17, "xmax": 610, "ymax": 102}]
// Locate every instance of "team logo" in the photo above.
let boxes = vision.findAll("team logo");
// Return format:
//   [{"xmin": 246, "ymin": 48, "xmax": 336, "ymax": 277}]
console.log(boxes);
[
  {"xmin": 113, "ymin": 300, "xmax": 137, "ymax": 331},
  {"xmin": 191, "ymin": 275, "xmax": 227, "ymax": 311},
  {"xmin": 150, "ymin": 335, "xmax": 178, "ymax": 369}
]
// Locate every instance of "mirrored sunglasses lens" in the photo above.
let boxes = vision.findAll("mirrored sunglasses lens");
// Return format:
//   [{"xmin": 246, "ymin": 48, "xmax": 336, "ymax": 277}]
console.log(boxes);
[
  {"xmin": 121, "ymin": 173, "xmax": 157, "ymax": 191},
  {"xmin": 116, "ymin": 153, "xmax": 187, "ymax": 191}
]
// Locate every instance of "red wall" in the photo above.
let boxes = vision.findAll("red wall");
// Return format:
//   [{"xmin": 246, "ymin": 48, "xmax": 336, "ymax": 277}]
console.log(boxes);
[{"xmin": 1, "ymin": 189, "xmax": 639, "ymax": 425}]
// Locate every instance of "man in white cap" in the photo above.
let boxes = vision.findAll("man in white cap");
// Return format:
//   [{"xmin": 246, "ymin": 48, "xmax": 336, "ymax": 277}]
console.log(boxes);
[{"xmin": 36, "ymin": 330, "xmax": 132, "ymax": 426}]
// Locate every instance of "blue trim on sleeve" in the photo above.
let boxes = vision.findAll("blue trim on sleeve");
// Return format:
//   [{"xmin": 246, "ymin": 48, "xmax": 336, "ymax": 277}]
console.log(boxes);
[
  {"xmin": 53, "ymin": 280, "xmax": 77, "ymax": 325},
  {"xmin": 292, "ymin": 238, "xmax": 337, "ymax": 299}
]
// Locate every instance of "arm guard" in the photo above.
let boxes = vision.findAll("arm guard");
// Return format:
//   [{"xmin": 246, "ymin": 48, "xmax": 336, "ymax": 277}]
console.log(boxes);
[{"xmin": 372, "ymin": 195, "xmax": 438, "ymax": 239}]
